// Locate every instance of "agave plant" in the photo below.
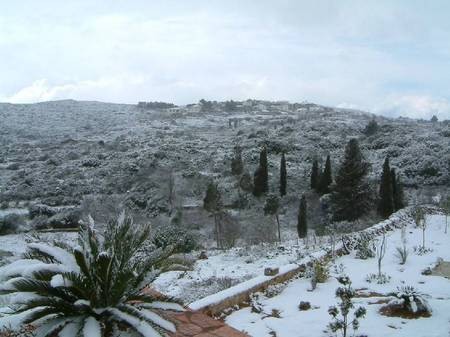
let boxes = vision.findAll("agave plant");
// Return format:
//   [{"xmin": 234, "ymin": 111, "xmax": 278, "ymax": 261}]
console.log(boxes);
[{"xmin": 0, "ymin": 213, "xmax": 184, "ymax": 337}]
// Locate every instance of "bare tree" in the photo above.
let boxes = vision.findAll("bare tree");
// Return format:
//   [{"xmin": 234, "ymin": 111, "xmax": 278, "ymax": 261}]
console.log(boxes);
[{"xmin": 377, "ymin": 233, "xmax": 387, "ymax": 278}]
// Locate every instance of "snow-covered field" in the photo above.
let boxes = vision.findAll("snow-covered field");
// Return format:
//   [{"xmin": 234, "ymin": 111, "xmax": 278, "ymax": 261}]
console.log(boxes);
[
  {"xmin": 226, "ymin": 214, "xmax": 450, "ymax": 337},
  {"xmin": 152, "ymin": 235, "xmax": 322, "ymax": 303}
]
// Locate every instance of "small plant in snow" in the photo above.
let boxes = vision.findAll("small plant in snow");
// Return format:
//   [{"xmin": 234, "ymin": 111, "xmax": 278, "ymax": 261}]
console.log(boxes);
[
  {"xmin": 389, "ymin": 286, "xmax": 432, "ymax": 315},
  {"xmin": 327, "ymin": 276, "xmax": 366, "ymax": 337},
  {"xmin": 394, "ymin": 246, "xmax": 409, "ymax": 265},
  {"xmin": 413, "ymin": 245, "xmax": 433, "ymax": 256},
  {"xmin": 354, "ymin": 234, "xmax": 376, "ymax": 260},
  {"xmin": 0, "ymin": 213, "xmax": 184, "ymax": 337},
  {"xmin": 365, "ymin": 272, "xmax": 391, "ymax": 284}
]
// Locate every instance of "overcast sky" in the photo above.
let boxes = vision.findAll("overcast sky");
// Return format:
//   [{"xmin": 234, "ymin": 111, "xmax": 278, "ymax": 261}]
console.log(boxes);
[{"xmin": 1, "ymin": 1, "xmax": 449, "ymax": 119}]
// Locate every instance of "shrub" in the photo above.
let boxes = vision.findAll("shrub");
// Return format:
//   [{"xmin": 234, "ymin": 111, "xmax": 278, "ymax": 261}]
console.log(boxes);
[
  {"xmin": 388, "ymin": 286, "xmax": 432, "ymax": 315},
  {"xmin": 0, "ymin": 214, "xmax": 25, "ymax": 235},
  {"xmin": 309, "ymin": 259, "xmax": 329, "ymax": 284},
  {"xmin": 365, "ymin": 272, "xmax": 391, "ymax": 284},
  {"xmin": 354, "ymin": 235, "xmax": 376, "ymax": 259},
  {"xmin": 328, "ymin": 276, "xmax": 366, "ymax": 337},
  {"xmin": 152, "ymin": 226, "xmax": 199, "ymax": 254},
  {"xmin": 394, "ymin": 246, "xmax": 409, "ymax": 265},
  {"xmin": 0, "ymin": 213, "xmax": 184, "ymax": 336}
]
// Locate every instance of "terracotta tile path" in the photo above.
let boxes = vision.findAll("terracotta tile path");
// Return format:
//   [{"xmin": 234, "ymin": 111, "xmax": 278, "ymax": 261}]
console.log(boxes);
[{"xmin": 160, "ymin": 310, "xmax": 249, "ymax": 337}]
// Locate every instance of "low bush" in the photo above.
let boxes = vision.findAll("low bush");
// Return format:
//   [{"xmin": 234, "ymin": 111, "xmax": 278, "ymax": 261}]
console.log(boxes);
[{"xmin": 0, "ymin": 214, "xmax": 25, "ymax": 235}]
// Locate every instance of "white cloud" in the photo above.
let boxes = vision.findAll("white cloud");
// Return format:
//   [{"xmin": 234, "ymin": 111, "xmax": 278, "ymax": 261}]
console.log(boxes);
[
  {"xmin": 6, "ymin": 76, "xmax": 145, "ymax": 103},
  {"xmin": 374, "ymin": 94, "xmax": 450, "ymax": 120},
  {"xmin": 0, "ymin": 1, "xmax": 449, "ymax": 119}
]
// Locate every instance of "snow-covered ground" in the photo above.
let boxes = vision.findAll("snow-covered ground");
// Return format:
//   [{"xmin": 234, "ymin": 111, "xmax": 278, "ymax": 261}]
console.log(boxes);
[
  {"xmin": 226, "ymin": 214, "xmax": 450, "ymax": 337},
  {"xmin": 152, "ymin": 236, "xmax": 328, "ymax": 304}
]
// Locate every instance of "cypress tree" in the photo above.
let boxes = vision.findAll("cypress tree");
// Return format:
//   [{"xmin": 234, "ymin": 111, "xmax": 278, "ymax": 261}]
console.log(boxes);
[
  {"xmin": 378, "ymin": 157, "xmax": 394, "ymax": 218},
  {"xmin": 393, "ymin": 173, "xmax": 406, "ymax": 211},
  {"xmin": 297, "ymin": 195, "xmax": 307, "ymax": 239},
  {"xmin": 330, "ymin": 139, "xmax": 372, "ymax": 221},
  {"xmin": 280, "ymin": 153, "xmax": 287, "ymax": 196},
  {"xmin": 253, "ymin": 146, "xmax": 268, "ymax": 196},
  {"xmin": 318, "ymin": 155, "xmax": 332, "ymax": 194},
  {"xmin": 310, "ymin": 159, "xmax": 319, "ymax": 190}
]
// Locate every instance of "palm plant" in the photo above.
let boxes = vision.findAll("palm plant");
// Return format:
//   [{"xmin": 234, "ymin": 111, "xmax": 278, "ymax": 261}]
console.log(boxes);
[{"xmin": 0, "ymin": 213, "xmax": 183, "ymax": 337}]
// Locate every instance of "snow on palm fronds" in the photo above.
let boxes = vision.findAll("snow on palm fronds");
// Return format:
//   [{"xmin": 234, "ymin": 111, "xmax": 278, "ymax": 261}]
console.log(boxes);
[{"xmin": 0, "ymin": 213, "xmax": 184, "ymax": 337}]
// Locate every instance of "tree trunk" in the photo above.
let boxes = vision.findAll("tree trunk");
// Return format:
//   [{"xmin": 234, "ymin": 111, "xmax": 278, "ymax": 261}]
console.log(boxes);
[{"xmin": 276, "ymin": 214, "xmax": 281, "ymax": 242}]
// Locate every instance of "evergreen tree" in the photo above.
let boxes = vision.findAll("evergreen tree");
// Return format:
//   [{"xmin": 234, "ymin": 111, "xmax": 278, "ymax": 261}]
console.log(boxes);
[
  {"xmin": 297, "ymin": 194, "xmax": 307, "ymax": 239},
  {"xmin": 393, "ymin": 172, "xmax": 406, "ymax": 211},
  {"xmin": 280, "ymin": 153, "xmax": 287, "ymax": 196},
  {"xmin": 264, "ymin": 194, "xmax": 281, "ymax": 242},
  {"xmin": 231, "ymin": 145, "xmax": 244, "ymax": 176},
  {"xmin": 203, "ymin": 182, "xmax": 223, "ymax": 247},
  {"xmin": 253, "ymin": 146, "xmax": 268, "ymax": 196},
  {"xmin": 378, "ymin": 157, "xmax": 394, "ymax": 218},
  {"xmin": 330, "ymin": 139, "xmax": 372, "ymax": 221},
  {"xmin": 311, "ymin": 158, "xmax": 319, "ymax": 190},
  {"xmin": 318, "ymin": 155, "xmax": 332, "ymax": 194},
  {"xmin": 363, "ymin": 119, "xmax": 379, "ymax": 136},
  {"xmin": 239, "ymin": 171, "xmax": 253, "ymax": 193}
]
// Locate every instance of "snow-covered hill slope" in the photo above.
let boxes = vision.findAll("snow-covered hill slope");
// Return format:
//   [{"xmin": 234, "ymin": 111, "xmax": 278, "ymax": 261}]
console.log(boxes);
[{"xmin": 0, "ymin": 100, "xmax": 448, "ymax": 213}]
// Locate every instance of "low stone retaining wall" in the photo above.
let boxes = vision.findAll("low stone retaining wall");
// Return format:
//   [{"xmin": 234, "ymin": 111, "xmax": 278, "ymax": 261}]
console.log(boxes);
[{"xmin": 189, "ymin": 206, "xmax": 441, "ymax": 317}]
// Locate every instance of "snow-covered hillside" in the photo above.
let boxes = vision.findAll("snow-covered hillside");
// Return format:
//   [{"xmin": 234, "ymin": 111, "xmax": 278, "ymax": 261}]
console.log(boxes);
[{"xmin": 0, "ymin": 100, "xmax": 449, "ymax": 214}]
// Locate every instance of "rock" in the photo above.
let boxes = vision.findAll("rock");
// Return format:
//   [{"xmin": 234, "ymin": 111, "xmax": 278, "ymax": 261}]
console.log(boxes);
[
  {"xmin": 299, "ymin": 301, "xmax": 311, "ymax": 311},
  {"xmin": 264, "ymin": 267, "xmax": 279, "ymax": 276},
  {"xmin": 198, "ymin": 251, "xmax": 208, "ymax": 260},
  {"xmin": 421, "ymin": 267, "xmax": 432, "ymax": 275}
]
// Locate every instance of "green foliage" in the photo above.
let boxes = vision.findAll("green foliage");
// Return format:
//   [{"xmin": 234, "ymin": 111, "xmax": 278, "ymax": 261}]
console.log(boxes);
[
  {"xmin": 330, "ymin": 139, "xmax": 372, "ymax": 221},
  {"xmin": 253, "ymin": 147, "xmax": 268, "ymax": 197},
  {"xmin": 318, "ymin": 155, "xmax": 332, "ymax": 194},
  {"xmin": 279, "ymin": 153, "xmax": 287, "ymax": 196},
  {"xmin": 297, "ymin": 195, "xmax": 307, "ymax": 239},
  {"xmin": 239, "ymin": 171, "xmax": 254, "ymax": 193},
  {"xmin": 0, "ymin": 214, "xmax": 183, "ymax": 337},
  {"xmin": 312, "ymin": 259, "xmax": 329, "ymax": 283},
  {"xmin": 203, "ymin": 182, "xmax": 222, "ymax": 213},
  {"xmin": 231, "ymin": 145, "xmax": 244, "ymax": 176},
  {"xmin": 264, "ymin": 194, "xmax": 279, "ymax": 216},
  {"xmin": 391, "ymin": 169, "xmax": 406, "ymax": 211},
  {"xmin": 152, "ymin": 226, "xmax": 199, "ymax": 254},
  {"xmin": 378, "ymin": 157, "xmax": 394, "ymax": 218},
  {"xmin": 0, "ymin": 214, "xmax": 25, "ymax": 235},
  {"xmin": 328, "ymin": 276, "xmax": 366, "ymax": 337},
  {"xmin": 363, "ymin": 119, "xmax": 379, "ymax": 136},
  {"xmin": 310, "ymin": 159, "xmax": 319, "ymax": 190}
]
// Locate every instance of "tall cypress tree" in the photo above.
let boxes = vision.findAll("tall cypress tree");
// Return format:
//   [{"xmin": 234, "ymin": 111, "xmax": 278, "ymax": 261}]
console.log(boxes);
[
  {"xmin": 318, "ymin": 155, "xmax": 332, "ymax": 194},
  {"xmin": 297, "ymin": 195, "xmax": 307, "ymax": 239},
  {"xmin": 260, "ymin": 146, "xmax": 268, "ymax": 193},
  {"xmin": 253, "ymin": 146, "xmax": 269, "ymax": 197},
  {"xmin": 330, "ymin": 139, "xmax": 371, "ymax": 221},
  {"xmin": 280, "ymin": 153, "xmax": 287, "ymax": 196},
  {"xmin": 378, "ymin": 157, "xmax": 394, "ymax": 218},
  {"xmin": 310, "ymin": 159, "xmax": 319, "ymax": 190},
  {"xmin": 393, "ymin": 172, "xmax": 406, "ymax": 211}
]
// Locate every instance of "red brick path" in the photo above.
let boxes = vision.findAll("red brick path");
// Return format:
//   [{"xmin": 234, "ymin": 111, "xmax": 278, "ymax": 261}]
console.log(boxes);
[{"xmin": 160, "ymin": 310, "xmax": 249, "ymax": 337}]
